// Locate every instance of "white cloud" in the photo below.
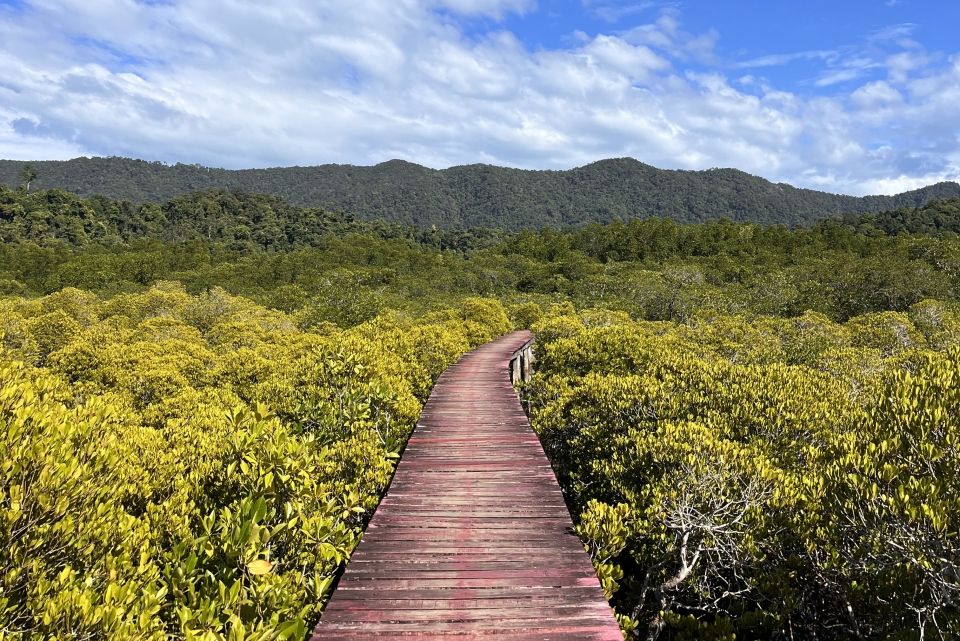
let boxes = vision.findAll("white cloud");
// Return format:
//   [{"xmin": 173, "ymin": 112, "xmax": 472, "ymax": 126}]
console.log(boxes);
[
  {"xmin": 581, "ymin": 0, "xmax": 657, "ymax": 23},
  {"xmin": 886, "ymin": 50, "xmax": 928, "ymax": 82},
  {"xmin": 851, "ymin": 80, "xmax": 902, "ymax": 107},
  {"xmin": 859, "ymin": 170, "xmax": 960, "ymax": 195},
  {"xmin": 581, "ymin": 35, "xmax": 670, "ymax": 82},
  {"xmin": 869, "ymin": 23, "xmax": 917, "ymax": 43},
  {"xmin": 0, "ymin": 0, "xmax": 958, "ymax": 196},
  {"xmin": 431, "ymin": 0, "xmax": 536, "ymax": 18},
  {"xmin": 621, "ymin": 10, "xmax": 717, "ymax": 63},
  {"xmin": 734, "ymin": 50, "xmax": 835, "ymax": 69}
]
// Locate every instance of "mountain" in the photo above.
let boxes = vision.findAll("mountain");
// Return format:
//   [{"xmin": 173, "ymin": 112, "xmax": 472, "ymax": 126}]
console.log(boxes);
[{"xmin": 2, "ymin": 156, "xmax": 958, "ymax": 230}]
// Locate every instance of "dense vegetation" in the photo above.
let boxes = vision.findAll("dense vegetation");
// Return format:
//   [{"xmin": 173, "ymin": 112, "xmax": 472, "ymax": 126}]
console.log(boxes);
[
  {"xmin": 0, "ymin": 185, "xmax": 502, "ymax": 251},
  {"xmin": 3, "ymin": 184, "xmax": 960, "ymax": 639},
  {"xmin": 2, "ymin": 156, "xmax": 958, "ymax": 229},
  {"xmin": 4, "ymin": 187, "xmax": 960, "ymax": 324},
  {"xmin": 0, "ymin": 284, "xmax": 511, "ymax": 638},
  {"xmin": 525, "ymin": 304, "xmax": 959, "ymax": 640}
]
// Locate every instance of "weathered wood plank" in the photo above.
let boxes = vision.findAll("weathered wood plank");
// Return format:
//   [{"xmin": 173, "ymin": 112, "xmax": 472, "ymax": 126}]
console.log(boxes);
[
  {"xmin": 323, "ymin": 628, "xmax": 623, "ymax": 641},
  {"xmin": 310, "ymin": 331, "xmax": 621, "ymax": 640}
]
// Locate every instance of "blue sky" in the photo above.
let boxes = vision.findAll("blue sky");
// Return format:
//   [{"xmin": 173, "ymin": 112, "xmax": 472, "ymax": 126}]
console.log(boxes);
[
  {"xmin": 1, "ymin": 0, "xmax": 959, "ymax": 195},
  {"xmin": 509, "ymin": 1, "xmax": 959, "ymax": 83}
]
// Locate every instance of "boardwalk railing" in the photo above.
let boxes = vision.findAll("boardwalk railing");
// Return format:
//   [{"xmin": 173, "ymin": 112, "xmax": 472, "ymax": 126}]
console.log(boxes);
[
  {"xmin": 311, "ymin": 331, "xmax": 621, "ymax": 640},
  {"xmin": 509, "ymin": 337, "xmax": 535, "ymax": 385}
]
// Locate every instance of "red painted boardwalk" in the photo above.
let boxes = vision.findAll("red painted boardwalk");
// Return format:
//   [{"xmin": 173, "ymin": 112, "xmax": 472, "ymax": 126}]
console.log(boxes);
[{"xmin": 311, "ymin": 331, "xmax": 622, "ymax": 640}]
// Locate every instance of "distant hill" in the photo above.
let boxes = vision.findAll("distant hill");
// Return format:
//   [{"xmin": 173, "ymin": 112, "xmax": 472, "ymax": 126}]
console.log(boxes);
[
  {"xmin": 829, "ymin": 197, "xmax": 960, "ymax": 236},
  {"xmin": 2, "ymin": 156, "xmax": 958, "ymax": 230}
]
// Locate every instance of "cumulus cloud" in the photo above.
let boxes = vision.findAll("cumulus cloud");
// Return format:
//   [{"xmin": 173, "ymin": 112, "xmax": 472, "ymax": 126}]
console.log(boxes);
[
  {"xmin": 0, "ymin": 0, "xmax": 958, "ymax": 195},
  {"xmin": 851, "ymin": 80, "xmax": 903, "ymax": 107},
  {"xmin": 581, "ymin": 35, "xmax": 670, "ymax": 81}
]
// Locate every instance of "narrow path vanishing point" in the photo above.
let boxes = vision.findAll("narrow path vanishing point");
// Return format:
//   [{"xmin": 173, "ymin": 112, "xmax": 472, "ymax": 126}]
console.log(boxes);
[{"xmin": 310, "ymin": 330, "xmax": 622, "ymax": 640}]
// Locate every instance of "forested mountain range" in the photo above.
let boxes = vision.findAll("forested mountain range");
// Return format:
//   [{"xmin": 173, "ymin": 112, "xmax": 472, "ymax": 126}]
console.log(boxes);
[
  {"xmin": 4, "ymin": 185, "xmax": 960, "ymax": 254},
  {"xmin": 2, "ymin": 156, "xmax": 958, "ymax": 229}
]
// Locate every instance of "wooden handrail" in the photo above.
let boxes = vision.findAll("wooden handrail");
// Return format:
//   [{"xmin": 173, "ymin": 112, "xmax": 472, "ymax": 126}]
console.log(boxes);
[{"xmin": 509, "ymin": 336, "xmax": 535, "ymax": 385}]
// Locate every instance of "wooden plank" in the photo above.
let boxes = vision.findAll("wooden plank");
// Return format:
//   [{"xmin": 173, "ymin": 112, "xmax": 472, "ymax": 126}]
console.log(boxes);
[
  {"xmin": 310, "ymin": 331, "xmax": 621, "ymax": 640},
  {"xmin": 317, "ymin": 618, "xmax": 620, "ymax": 632},
  {"xmin": 323, "ymin": 628, "xmax": 623, "ymax": 641},
  {"xmin": 323, "ymin": 604, "xmax": 616, "ymax": 622},
  {"xmin": 332, "ymin": 586, "xmax": 605, "ymax": 599},
  {"xmin": 331, "ymin": 577, "xmax": 604, "ymax": 590}
]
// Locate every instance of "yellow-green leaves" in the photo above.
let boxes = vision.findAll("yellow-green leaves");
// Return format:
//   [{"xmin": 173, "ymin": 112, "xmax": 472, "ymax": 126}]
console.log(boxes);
[
  {"xmin": 247, "ymin": 560, "xmax": 273, "ymax": 576},
  {"xmin": 0, "ymin": 284, "xmax": 513, "ymax": 641},
  {"xmin": 526, "ymin": 306, "xmax": 960, "ymax": 640}
]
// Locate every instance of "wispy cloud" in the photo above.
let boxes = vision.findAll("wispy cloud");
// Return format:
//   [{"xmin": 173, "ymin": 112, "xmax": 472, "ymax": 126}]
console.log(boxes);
[
  {"xmin": 621, "ymin": 9, "xmax": 718, "ymax": 63},
  {"xmin": 814, "ymin": 57, "xmax": 884, "ymax": 86},
  {"xmin": 735, "ymin": 22, "xmax": 929, "ymax": 90},
  {"xmin": 869, "ymin": 22, "xmax": 917, "ymax": 41},
  {"xmin": 734, "ymin": 50, "xmax": 835, "ymax": 69},
  {"xmin": 433, "ymin": 0, "xmax": 536, "ymax": 19},
  {"xmin": 581, "ymin": 0, "xmax": 659, "ymax": 23}
]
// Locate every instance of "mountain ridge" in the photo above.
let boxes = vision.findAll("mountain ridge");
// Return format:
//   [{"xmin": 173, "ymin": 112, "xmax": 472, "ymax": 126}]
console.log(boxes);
[{"xmin": 1, "ymin": 156, "xmax": 958, "ymax": 230}]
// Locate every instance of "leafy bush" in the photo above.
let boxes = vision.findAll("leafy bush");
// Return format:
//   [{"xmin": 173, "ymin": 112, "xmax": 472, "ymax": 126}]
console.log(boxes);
[
  {"xmin": 526, "ymin": 307, "xmax": 960, "ymax": 640},
  {"xmin": 0, "ymin": 285, "xmax": 510, "ymax": 639}
]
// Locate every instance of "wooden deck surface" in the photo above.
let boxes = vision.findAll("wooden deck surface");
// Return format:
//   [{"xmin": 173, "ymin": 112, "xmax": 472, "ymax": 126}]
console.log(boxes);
[{"xmin": 311, "ymin": 331, "xmax": 622, "ymax": 640}]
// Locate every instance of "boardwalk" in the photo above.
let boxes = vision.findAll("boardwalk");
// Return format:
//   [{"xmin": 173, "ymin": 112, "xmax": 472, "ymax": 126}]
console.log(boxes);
[{"xmin": 311, "ymin": 331, "xmax": 622, "ymax": 640}]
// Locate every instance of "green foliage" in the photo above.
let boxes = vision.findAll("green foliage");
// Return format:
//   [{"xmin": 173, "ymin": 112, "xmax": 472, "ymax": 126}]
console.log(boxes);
[
  {"xmin": 3, "ymin": 188, "xmax": 960, "ymax": 328},
  {"xmin": 0, "ymin": 285, "xmax": 510, "ymax": 639},
  {"xmin": 834, "ymin": 197, "xmax": 960, "ymax": 236},
  {"xmin": 507, "ymin": 301, "xmax": 544, "ymax": 329},
  {"xmin": 18, "ymin": 164, "xmax": 37, "ymax": 192},
  {"xmin": 525, "ymin": 306, "xmax": 960, "ymax": 640},
  {"xmin": 0, "ymin": 186, "xmax": 493, "ymax": 250}
]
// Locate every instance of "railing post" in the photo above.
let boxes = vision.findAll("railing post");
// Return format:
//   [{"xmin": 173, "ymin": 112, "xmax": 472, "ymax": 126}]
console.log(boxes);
[
  {"xmin": 509, "ymin": 338, "xmax": 535, "ymax": 386},
  {"xmin": 522, "ymin": 345, "xmax": 533, "ymax": 380}
]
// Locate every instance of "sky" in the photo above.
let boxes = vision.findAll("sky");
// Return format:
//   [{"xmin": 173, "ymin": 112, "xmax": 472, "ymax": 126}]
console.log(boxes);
[{"xmin": 1, "ymin": 0, "xmax": 959, "ymax": 195}]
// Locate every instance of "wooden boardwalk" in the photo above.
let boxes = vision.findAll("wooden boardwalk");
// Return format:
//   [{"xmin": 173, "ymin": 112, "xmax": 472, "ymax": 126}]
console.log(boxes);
[{"xmin": 311, "ymin": 331, "xmax": 622, "ymax": 640}]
